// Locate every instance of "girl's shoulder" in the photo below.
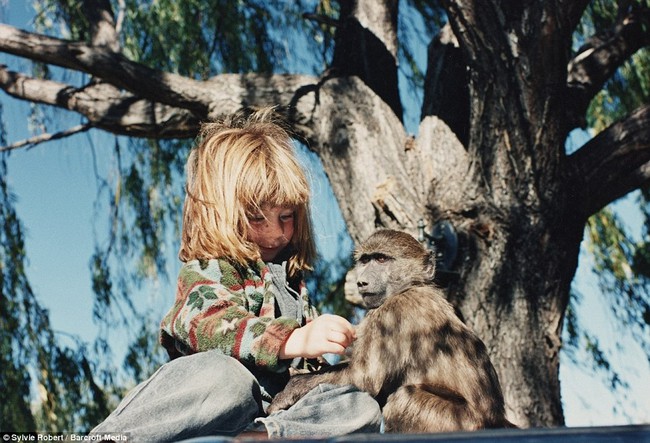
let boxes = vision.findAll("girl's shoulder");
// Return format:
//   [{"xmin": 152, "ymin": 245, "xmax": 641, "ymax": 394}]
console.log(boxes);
[{"xmin": 180, "ymin": 257, "xmax": 268, "ymax": 283}]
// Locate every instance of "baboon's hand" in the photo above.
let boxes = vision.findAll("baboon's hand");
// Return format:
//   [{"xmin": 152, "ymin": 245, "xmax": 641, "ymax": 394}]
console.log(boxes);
[
  {"xmin": 266, "ymin": 389, "xmax": 298, "ymax": 413},
  {"xmin": 267, "ymin": 373, "xmax": 324, "ymax": 414}
]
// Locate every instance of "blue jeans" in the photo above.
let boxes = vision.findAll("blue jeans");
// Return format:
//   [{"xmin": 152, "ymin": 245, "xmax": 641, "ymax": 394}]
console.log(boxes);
[{"xmin": 91, "ymin": 351, "xmax": 382, "ymax": 442}]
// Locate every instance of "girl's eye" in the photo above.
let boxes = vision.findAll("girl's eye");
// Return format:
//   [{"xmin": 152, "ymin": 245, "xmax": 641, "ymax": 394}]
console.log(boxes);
[
  {"xmin": 280, "ymin": 213, "xmax": 294, "ymax": 222},
  {"xmin": 248, "ymin": 215, "xmax": 265, "ymax": 224}
]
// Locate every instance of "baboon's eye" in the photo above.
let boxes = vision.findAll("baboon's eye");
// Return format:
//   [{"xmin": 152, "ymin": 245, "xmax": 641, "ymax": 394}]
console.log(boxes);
[
  {"xmin": 358, "ymin": 255, "xmax": 371, "ymax": 264},
  {"xmin": 375, "ymin": 254, "xmax": 391, "ymax": 263}
]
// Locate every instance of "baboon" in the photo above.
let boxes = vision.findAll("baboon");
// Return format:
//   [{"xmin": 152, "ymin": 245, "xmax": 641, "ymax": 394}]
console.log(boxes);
[{"xmin": 268, "ymin": 229, "xmax": 516, "ymax": 432}]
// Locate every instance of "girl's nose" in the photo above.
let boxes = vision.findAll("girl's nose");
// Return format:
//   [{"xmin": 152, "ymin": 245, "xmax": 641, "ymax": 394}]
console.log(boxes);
[{"xmin": 266, "ymin": 220, "xmax": 286, "ymax": 238}]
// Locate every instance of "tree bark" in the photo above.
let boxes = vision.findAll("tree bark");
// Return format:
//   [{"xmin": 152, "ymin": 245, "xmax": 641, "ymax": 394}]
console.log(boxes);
[
  {"xmin": 422, "ymin": 23, "xmax": 470, "ymax": 146},
  {"xmin": 331, "ymin": 0, "xmax": 402, "ymax": 119}
]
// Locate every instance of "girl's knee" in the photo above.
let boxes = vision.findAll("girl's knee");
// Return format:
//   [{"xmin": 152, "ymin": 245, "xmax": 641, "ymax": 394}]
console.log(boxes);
[
  {"xmin": 350, "ymin": 390, "xmax": 382, "ymax": 427},
  {"xmin": 174, "ymin": 351, "xmax": 257, "ymax": 391},
  {"xmin": 156, "ymin": 352, "xmax": 260, "ymax": 409},
  {"xmin": 169, "ymin": 352, "xmax": 263, "ymax": 432}
]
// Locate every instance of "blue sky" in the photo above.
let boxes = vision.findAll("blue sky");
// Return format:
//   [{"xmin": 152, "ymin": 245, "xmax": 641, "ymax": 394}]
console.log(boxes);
[{"xmin": 2, "ymin": 0, "xmax": 649, "ymax": 427}]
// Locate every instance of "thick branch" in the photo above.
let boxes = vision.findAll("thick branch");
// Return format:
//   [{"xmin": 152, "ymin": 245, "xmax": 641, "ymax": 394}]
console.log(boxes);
[
  {"xmin": 421, "ymin": 23, "xmax": 469, "ymax": 146},
  {"xmin": 0, "ymin": 23, "xmax": 211, "ymax": 114},
  {"xmin": 566, "ymin": 5, "xmax": 650, "ymax": 128},
  {"xmin": 1, "ymin": 64, "xmax": 320, "ymax": 141},
  {"xmin": 353, "ymin": 0, "xmax": 398, "ymax": 58},
  {"xmin": 568, "ymin": 104, "xmax": 650, "ymax": 218},
  {"xmin": 441, "ymin": 1, "xmax": 577, "ymax": 206},
  {"xmin": 0, "ymin": 65, "xmax": 200, "ymax": 138},
  {"xmin": 331, "ymin": 0, "xmax": 402, "ymax": 119},
  {"xmin": 81, "ymin": 0, "xmax": 120, "ymax": 51},
  {"xmin": 557, "ymin": 0, "xmax": 591, "ymax": 34}
]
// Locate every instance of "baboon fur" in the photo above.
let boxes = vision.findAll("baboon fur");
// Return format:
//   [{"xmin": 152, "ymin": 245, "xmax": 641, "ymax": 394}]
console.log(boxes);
[{"xmin": 269, "ymin": 229, "xmax": 516, "ymax": 432}]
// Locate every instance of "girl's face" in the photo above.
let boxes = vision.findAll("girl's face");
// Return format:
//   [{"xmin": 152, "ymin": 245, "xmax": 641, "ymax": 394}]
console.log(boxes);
[{"xmin": 247, "ymin": 205, "xmax": 296, "ymax": 262}]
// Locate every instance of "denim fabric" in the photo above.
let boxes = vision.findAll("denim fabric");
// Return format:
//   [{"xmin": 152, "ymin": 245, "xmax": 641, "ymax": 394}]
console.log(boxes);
[
  {"xmin": 258, "ymin": 383, "xmax": 382, "ymax": 438},
  {"xmin": 90, "ymin": 351, "xmax": 263, "ymax": 442},
  {"xmin": 90, "ymin": 351, "xmax": 381, "ymax": 442}
]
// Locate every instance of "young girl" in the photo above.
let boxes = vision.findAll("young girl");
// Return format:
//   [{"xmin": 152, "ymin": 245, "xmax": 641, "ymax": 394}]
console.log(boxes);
[{"xmin": 91, "ymin": 108, "xmax": 381, "ymax": 441}]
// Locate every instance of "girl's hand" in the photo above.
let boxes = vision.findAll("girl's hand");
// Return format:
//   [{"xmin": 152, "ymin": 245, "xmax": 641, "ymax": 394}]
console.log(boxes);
[{"xmin": 279, "ymin": 314, "xmax": 356, "ymax": 359}]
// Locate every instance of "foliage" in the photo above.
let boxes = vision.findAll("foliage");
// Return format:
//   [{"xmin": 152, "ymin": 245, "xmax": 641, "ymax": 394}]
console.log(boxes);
[
  {"xmin": 122, "ymin": 322, "xmax": 167, "ymax": 383},
  {"xmin": 1, "ymin": 103, "xmax": 117, "ymax": 431},
  {"xmin": 585, "ymin": 207, "xmax": 650, "ymax": 360},
  {"xmin": 587, "ymin": 50, "xmax": 650, "ymax": 132},
  {"xmin": 560, "ymin": 0, "xmax": 650, "ymax": 397},
  {"xmin": 578, "ymin": 1, "xmax": 649, "ymax": 131},
  {"xmin": 32, "ymin": 0, "xmax": 332, "ymax": 76},
  {"xmin": 0, "ymin": 103, "xmax": 37, "ymax": 432},
  {"xmin": 309, "ymin": 239, "xmax": 357, "ymax": 321},
  {"xmin": 562, "ymin": 200, "xmax": 650, "ymax": 407}
]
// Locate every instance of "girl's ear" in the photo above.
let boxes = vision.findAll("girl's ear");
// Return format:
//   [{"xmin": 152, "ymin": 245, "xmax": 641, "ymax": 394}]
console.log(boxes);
[{"xmin": 424, "ymin": 250, "xmax": 436, "ymax": 281}]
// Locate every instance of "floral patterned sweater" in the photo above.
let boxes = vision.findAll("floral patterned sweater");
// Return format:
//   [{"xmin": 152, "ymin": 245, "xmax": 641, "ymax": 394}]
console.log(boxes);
[{"xmin": 160, "ymin": 258, "xmax": 318, "ymax": 373}]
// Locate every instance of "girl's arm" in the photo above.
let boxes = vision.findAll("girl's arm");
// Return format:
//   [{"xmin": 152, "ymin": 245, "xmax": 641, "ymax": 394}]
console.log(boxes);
[{"xmin": 160, "ymin": 259, "xmax": 300, "ymax": 371}]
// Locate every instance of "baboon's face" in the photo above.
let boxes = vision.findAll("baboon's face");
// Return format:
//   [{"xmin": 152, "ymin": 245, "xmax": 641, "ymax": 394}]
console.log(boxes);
[
  {"xmin": 355, "ymin": 252, "xmax": 393, "ymax": 309},
  {"xmin": 354, "ymin": 230, "xmax": 436, "ymax": 309}
]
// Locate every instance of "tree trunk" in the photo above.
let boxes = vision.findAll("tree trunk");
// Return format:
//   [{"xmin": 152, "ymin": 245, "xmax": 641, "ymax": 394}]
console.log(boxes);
[
  {"xmin": 441, "ymin": 195, "xmax": 585, "ymax": 426},
  {"xmin": 300, "ymin": 1, "xmax": 591, "ymax": 426},
  {"xmin": 295, "ymin": 74, "xmax": 564, "ymax": 425}
]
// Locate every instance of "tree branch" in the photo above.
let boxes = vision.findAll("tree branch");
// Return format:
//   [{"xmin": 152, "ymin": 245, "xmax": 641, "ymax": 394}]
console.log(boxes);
[
  {"xmin": 0, "ymin": 124, "xmax": 92, "ymax": 153},
  {"xmin": 81, "ymin": 0, "xmax": 120, "ymax": 51},
  {"xmin": 331, "ymin": 0, "xmax": 402, "ymax": 119},
  {"xmin": 1, "ymin": 62, "xmax": 321, "ymax": 142},
  {"xmin": 557, "ymin": 0, "xmax": 591, "ymax": 34},
  {"xmin": 302, "ymin": 13, "xmax": 340, "ymax": 28},
  {"xmin": 568, "ymin": 104, "xmax": 650, "ymax": 218},
  {"xmin": 0, "ymin": 23, "xmax": 212, "ymax": 114},
  {"xmin": 421, "ymin": 23, "xmax": 469, "ymax": 146},
  {"xmin": 0, "ymin": 65, "xmax": 200, "ymax": 138},
  {"xmin": 566, "ymin": 4, "xmax": 650, "ymax": 128}
]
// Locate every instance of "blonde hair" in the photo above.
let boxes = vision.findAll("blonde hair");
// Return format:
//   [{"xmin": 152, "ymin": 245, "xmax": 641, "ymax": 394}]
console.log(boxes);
[{"xmin": 180, "ymin": 107, "xmax": 316, "ymax": 276}]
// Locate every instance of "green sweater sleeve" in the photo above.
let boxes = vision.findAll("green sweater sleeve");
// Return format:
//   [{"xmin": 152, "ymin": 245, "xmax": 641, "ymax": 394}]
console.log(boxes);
[{"xmin": 160, "ymin": 259, "xmax": 300, "ymax": 372}]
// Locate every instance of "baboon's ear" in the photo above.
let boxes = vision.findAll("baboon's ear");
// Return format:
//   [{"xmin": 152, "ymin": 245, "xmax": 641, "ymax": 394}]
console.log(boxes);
[{"xmin": 424, "ymin": 250, "xmax": 436, "ymax": 280}]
